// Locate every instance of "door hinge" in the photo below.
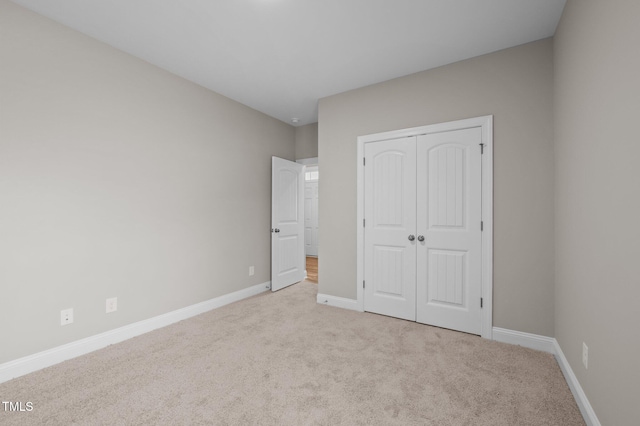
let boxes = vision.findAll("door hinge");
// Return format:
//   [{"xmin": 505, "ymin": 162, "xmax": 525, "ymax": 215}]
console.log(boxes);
[
  {"xmin": 363, "ymin": 280, "xmax": 365, "ymax": 288},
  {"xmin": 481, "ymin": 297, "xmax": 483, "ymax": 308},
  {"xmin": 363, "ymin": 218, "xmax": 365, "ymax": 227},
  {"xmin": 363, "ymin": 158, "xmax": 366, "ymax": 166},
  {"xmin": 481, "ymin": 221, "xmax": 484, "ymax": 231},
  {"xmin": 480, "ymin": 143, "xmax": 485, "ymax": 154}
]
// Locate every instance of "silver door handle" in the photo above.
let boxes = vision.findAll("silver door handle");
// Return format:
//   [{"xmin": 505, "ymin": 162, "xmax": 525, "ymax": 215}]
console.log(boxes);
[
  {"xmin": 408, "ymin": 235, "xmax": 415, "ymax": 241},
  {"xmin": 417, "ymin": 235, "xmax": 425, "ymax": 242}
]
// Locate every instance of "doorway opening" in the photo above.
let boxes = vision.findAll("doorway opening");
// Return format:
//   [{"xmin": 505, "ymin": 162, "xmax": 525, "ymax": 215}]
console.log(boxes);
[{"xmin": 298, "ymin": 158, "xmax": 319, "ymax": 284}]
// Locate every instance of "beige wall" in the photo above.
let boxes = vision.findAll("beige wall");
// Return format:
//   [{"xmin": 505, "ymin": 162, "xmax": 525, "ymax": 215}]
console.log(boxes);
[
  {"xmin": 554, "ymin": 1, "xmax": 640, "ymax": 424},
  {"xmin": 0, "ymin": 1, "xmax": 294, "ymax": 363},
  {"xmin": 295, "ymin": 123, "xmax": 318, "ymax": 160},
  {"xmin": 318, "ymin": 39, "xmax": 555, "ymax": 337}
]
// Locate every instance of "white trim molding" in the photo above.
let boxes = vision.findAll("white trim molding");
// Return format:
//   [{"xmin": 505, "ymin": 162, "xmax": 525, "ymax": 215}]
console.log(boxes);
[
  {"xmin": 296, "ymin": 157, "xmax": 318, "ymax": 166},
  {"xmin": 0, "ymin": 281, "xmax": 271, "ymax": 384},
  {"xmin": 492, "ymin": 327, "xmax": 556, "ymax": 353},
  {"xmin": 316, "ymin": 293, "xmax": 361, "ymax": 311},
  {"xmin": 554, "ymin": 340, "xmax": 602, "ymax": 426},
  {"xmin": 356, "ymin": 115, "xmax": 493, "ymax": 339},
  {"xmin": 492, "ymin": 327, "xmax": 601, "ymax": 426}
]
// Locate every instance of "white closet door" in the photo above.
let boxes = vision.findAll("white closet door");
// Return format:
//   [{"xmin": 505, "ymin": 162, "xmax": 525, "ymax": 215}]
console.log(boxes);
[
  {"xmin": 416, "ymin": 128, "xmax": 482, "ymax": 334},
  {"xmin": 364, "ymin": 137, "xmax": 417, "ymax": 321}
]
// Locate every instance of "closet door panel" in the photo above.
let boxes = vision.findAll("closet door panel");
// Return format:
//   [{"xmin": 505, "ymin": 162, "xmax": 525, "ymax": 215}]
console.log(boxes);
[
  {"xmin": 416, "ymin": 128, "xmax": 482, "ymax": 335},
  {"xmin": 363, "ymin": 136, "xmax": 417, "ymax": 321}
]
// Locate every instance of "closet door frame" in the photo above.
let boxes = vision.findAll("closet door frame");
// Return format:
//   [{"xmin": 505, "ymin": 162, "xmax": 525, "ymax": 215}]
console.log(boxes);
[{"xmin": 356, "ymin": 115, "xmax": 493, "ymax": 339}]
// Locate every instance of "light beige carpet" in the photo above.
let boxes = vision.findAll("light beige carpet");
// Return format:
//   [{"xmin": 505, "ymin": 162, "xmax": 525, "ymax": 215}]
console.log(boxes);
[{"xmin": 0, "ymin": 281, "xmax": 583, "ymax": 425}]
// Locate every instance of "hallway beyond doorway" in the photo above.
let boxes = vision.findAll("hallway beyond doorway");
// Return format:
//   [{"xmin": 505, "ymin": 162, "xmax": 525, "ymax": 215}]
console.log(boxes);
[{"xmin": 306, "ymin": 257, "xmax": 318, "ymax": 283}]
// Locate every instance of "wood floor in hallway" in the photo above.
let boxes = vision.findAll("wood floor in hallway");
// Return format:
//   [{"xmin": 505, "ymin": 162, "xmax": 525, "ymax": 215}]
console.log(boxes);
[{"xmin": 306, "ymin": 256, "xmax": 318, "ymax": 283}]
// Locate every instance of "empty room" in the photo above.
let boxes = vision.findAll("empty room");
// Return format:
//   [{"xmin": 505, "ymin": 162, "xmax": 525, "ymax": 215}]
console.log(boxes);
[{"xmin": 1, "ymin": 0, "xmax": 638, "ymax": 425}]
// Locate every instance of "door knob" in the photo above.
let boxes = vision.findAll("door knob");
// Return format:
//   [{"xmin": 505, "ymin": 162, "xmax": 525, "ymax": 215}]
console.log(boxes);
[
  {"xmin": 408, "ymin": 235, "xmax": 415, "ymax": 241},
  {"xmin": 275, "ymin": 228, "xmax": 280, "ymax": 233},
  {"xmin": 417, "ymin": 235, "xmax": 425, "ymax": 242}
]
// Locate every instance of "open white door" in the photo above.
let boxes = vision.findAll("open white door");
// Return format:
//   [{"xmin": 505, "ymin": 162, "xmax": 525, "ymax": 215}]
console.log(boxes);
[{"xmin": 271, "ymin": 157, "xmax": 305, "ymax": 291}]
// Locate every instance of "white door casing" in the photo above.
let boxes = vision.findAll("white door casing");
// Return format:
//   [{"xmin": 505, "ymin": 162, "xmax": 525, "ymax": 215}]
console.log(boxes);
[
  {"xmin": 271, "ymin": 157, "xmax": 305, "ymax": 292},
  {"xmin": 356, "ymin": 116, "xmax": 493, "ymax": 339},
  {"xmin": 416, "ymin": 128, "xmax": 482, "ymax": 335},
  {"xmin": 363, "ymin": 137, "xmax": 417, "ymax": 321}
]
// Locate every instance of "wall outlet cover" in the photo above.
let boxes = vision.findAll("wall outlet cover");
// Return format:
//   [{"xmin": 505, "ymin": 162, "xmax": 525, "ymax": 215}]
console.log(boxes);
[
  {"xmin": 61, "ymin": 308, "xmax": 73, "ymax": 326},
  {"xmin": 106, "ymin": 297, "xmax": 117, "ymax": 313}
]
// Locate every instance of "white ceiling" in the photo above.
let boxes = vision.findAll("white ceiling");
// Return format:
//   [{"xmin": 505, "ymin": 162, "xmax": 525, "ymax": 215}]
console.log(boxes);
[{"xmin": 11, "ymin": 0, "xmax": 566, "ymax": 126}]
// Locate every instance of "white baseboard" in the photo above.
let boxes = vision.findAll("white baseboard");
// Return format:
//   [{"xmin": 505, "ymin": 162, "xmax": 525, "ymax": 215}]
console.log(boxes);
[
  {"xmin": 0, "ymin": 293, "xmax": 601, "ymax": 426},
  {"xmin": 492, "ymin": 327, "xmax": 556, "ymax": 353},
  {"xmin": 316, "ymin": 293, "xmax": 361, "ymax": 311},
  {"xmin": 493, "ymin": 327, "xmax": 600, "ymax": 426},
  {"xmin": 0, "ymin": 281, "xmax": 271, "ymax": 384},
  {"xmin": 553, "ymin": 340, "xmax": 601, "ymax": 426}
]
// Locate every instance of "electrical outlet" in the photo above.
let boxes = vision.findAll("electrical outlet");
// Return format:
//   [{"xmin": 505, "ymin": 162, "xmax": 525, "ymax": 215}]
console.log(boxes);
[
  {"xmin": 60, "ymin": 308, "xmax": 73, "ymax": 326},
  {"xmin": 106, "ymin": 297, "xmax": 117, "ymax": 313},
  {"xmin": 249, "ymin": 266, "xmax": 255, "ymax": 276},
  {"xmin": 582, "ymin": 342, "xmax": 588, "ymax": 369}
]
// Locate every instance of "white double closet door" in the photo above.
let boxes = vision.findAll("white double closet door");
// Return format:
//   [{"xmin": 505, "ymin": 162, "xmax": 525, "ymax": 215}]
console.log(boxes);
[{"xmin": 363, "ymin": 127, "xmax": 482, "ymax": 335}]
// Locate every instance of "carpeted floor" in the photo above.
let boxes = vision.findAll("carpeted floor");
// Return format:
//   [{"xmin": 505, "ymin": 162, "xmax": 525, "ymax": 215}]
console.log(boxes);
[{"xmin": 0, "ymin": 281, "xmax": 584, "ymax": 425}]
